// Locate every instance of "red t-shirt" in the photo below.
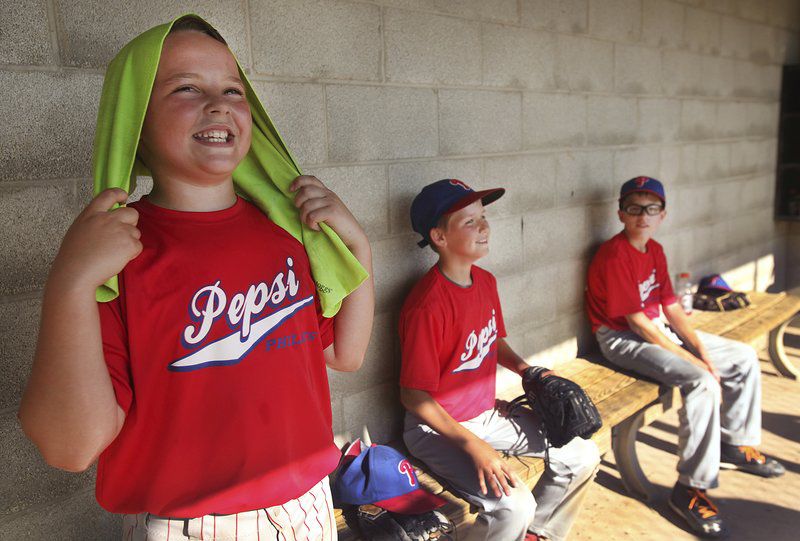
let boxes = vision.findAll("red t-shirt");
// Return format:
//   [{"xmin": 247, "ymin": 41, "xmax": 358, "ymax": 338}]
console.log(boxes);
[
  {"xmin": 96, "ymin": 197, "xmax": 340, "ymax": 517},
  {"xmin": 585, "ymin": 232, "xmax": 677, "ymax": 332},
  {"xmin": 399, "ymin": 265, "xmax": 507, "ymax": 422}
]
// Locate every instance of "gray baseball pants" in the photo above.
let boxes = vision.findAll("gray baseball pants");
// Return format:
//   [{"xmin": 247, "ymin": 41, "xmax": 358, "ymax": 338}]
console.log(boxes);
[
  {"xmin": 403, "ymin": 407, "xmax": 600, "ymax": 541},
  {"xmin": 596, "ymin": 326, "xmax": 762, "ymax": 490}
]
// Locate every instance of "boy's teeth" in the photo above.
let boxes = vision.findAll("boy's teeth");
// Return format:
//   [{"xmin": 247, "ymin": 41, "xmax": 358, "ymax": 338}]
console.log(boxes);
[{"xmin": 195, "ymin": 129, "xmax": 230, "ymax": 142}]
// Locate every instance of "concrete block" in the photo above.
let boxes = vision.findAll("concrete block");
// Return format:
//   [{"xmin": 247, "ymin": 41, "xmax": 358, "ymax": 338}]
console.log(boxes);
[
  {"xmin": 729, "ymin": 141, "xmax": 762, "ymax": 175},
  {"xmin": 0, "ymin": 297, "xmax": 40, "ymax": 411},
  {"xmin": 741, "ymin": 174, "xmax": 774, "ymax": 210},
  {"xmin": 327, "ymin": 311, "xmax": 397, "ymax": 398},
  {"xmin": 387, "ymin": 158, "xmax": 483, "ymax": 234},
  {"xmin": 0, "ymin": 182, "xmax": 77, "ymax": 296},
  {"xmin": 380, "ymin": 0, "xmax": 519, "ymax": 24},
  {"xmin": 587, "ymin": 199, "xmax": 622, "ymax": 246},
  {"xmin": 613, "ymin": 147, "xmax": 662, "ymax": 182},
  {"xmin": 662, "ymin": 50, "xmax": 705, "ymax": 96},
  {"xmin": 693, "ymin": 223, "xmax": 717, "ymax": 260},
  {"xmin": 750, "ymin": 23, "xmax": 779, "ymax": 63},
  {"xmin": 497, "ymin": 266, "xmax": 558, "ymax": 329},
  {"xmin": 695, "ymin": 142, "xmax": 730, "ymax": 180},
  {"xmin": 735, "ymin": 0, "xmax": 768, "ymax": 23},
  {"xmin": 555, "ymin": 35, "xmax": 614, "ymax": 92},
  {"xmin": 522, "ymin": 311, "xmax": 584, "ymax": 367},
  {"xmin": 250, "ymin": 0, "xmax": 379, "ymax": 79},
  {"xmin": 0, "ymin": 413, "xmax": 96, "ymax": 519},
  {"xmin": 520, "ymin": 0, "xmax": 589, "ymax": 33},
  {"xmin": 0, "ymin": 71, "xmax": 102, "ymax": 181},
  {"xmin": 716, "ymin": 101, "xmax": 750, "ymax": 138},
  {"xmin": 677, "ymin": 144, "xmax": 699, "ymax": 183},
  {"xmin": 523, "ymin": 93, "xmax": 587, "ymax": 148},
  {"xmin": 679, "ymin": 100, "xmax": 717, "ymax": 141},
  {"xmin": 484, "ymin": 154, "xmax": 557, "ymax": 215},
  {"xmin": 658, "ymin": 145, "xmax": 681, "ymax": 184},
  {"xmin": 586, "ymin": 96, "xmax": 637, "ymax": 145},
  {"xmin": 439, "ymin": 89, "xmax": 522, "ymax": 155},
  {"xmin": 754, "ymin": 64, "xmax": 782, "ymax": 100},
  {"xmin": 700, "ymin": 55, "xmax": 736, "ymax": 97},
  {"xmin": 638, "ymin": 98, "xmax": 682, "ymax": 143},
  {"xmin": 776, "ymin": 29, "xmax": 800, "ymax": 64},
  {"xmin": 0, "ymin": 0, "xmax": 54, "ymax": 65},
  {"xmin": 523, "ymin": 207, "xmax": 589, "ymax": 265},
  {"xmin": 669, "ymin": 228, "xmax": 694, "ymax": 277},
  {"xmin": 556, "ymin": 150, "xmax": 614, "ymax": 206},
  {"xmin": 642, "ymin": 0, "xmax": 685, "ymax": 48},
  {"xmin": 684, "ymin": 7, "xmax": 721, "ymax": 54},
  {"xmin": 384, "ymin": 8, "xmax": 481, "ymax": 85},
  {"xmin": 482, "ymin": 216, "xmax": 525, "ymax": 277},
  {"xmin": 304, "ymin": 164, "xmax": 389, "ymax": 237},
  {"xmin": 326, "ymin": 85, "xmax": 438, "ymax": 162},
  {"xmin": 614, "ymin": 44, "xmax": 662, "ymax": 95},
  {"xmin": 482, "ymin": 24, "xmax": 557, "ymax": 90},
  {"xmin": 768, "ymin": 0, "xmax": 800, "ymax": 30},
  {"xmin": 677, "ymin": 183, "xmax": 714, "ymax": 224},
  {"xmin": 56, "ymin": 0, "xmax": 250, "ymax": 69},
  {"xmin": 0, "ymin": 485, "xmax": 120, "ymax": 540},
  {"xmin": 721, "ymin": 15, "xmax": 751, "ymax": 58},
  {"xmin": 747, "ymin": 102, "xmax": 779, "ymax": 137},
  {"xmin": 252, "ymin": 82, "xmax": 326, "ymax": 166},
  {"xmin": 554, "ymin": 259, "xmax": 589, "ymax": 313},
  {"xmin": 371, "ymin": 235, "xmax": 437, "ymax": 309},
  {"xmin": 732, "ymin": 59, "xmax": 760, "ymax": 97},
  {"xmin": 341, "ymin": 383, "xmax": 403, "ymax": 445},
  {"xmin": 588, "ymin": 0, "xmax": 642, "ymax": 42}
]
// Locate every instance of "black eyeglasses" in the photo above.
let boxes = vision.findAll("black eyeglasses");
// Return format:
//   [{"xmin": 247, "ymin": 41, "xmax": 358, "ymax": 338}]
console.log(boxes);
[{"xmin": 622, "ymin": 204, "xmax": 664, "ymax": 216}]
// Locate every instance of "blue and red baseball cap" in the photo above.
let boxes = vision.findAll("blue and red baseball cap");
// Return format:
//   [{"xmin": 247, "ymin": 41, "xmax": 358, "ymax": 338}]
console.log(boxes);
[
  {"xmin": 619, "ymin": 176, "xmax": 665, "ymax": 205},
  {"xmin": 332, "ymin": 440, "xmax": 446, "ymax": 514},
  {"xmin": 699, "ymin": 274, "xmax": 733, "ymax": 292},
  {"xmin": 410, "ymin": 179, "xmax": 505, "ymax": 248}
]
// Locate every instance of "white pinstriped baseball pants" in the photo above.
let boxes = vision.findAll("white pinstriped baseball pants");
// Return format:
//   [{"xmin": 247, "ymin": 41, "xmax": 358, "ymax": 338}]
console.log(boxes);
[{"xmin": 121, "ymin": 477, "xmax": 337, "ymax": 541}]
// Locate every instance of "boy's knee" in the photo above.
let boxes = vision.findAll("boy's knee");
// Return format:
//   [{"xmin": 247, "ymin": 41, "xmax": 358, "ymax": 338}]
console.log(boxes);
[{"xmin": 490, "ymin": 485, "xmax": 536, "ymax": 530}]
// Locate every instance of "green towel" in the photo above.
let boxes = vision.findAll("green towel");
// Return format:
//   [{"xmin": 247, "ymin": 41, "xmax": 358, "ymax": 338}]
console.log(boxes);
[{"xmin": 92, "ymin": 14, "xmax": 367, "ymax": 317}]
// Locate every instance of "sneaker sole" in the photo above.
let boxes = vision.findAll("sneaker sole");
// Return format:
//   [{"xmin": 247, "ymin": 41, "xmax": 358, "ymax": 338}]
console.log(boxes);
[
  {"xmin": 720, "ymin": 461, "xmax": 785, "ymax": 477},
  {"xmin": 668, "ymin": 499, "xmax": 727, "ymax": 539}
]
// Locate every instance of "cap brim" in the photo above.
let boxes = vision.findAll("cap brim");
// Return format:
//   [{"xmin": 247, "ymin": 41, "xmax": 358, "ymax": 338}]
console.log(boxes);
[
  {"xmin": 445, "ymin": 188, "xmax": 506, "ymax": 214},
  {"xmin": 374, "ymin": 488, "xmax": 447, "ymax": 515}
]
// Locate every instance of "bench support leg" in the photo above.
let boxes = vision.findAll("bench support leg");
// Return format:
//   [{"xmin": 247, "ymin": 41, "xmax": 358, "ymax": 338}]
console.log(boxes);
[
  {"xmin": 769, "ymin": 318, "xmax": 799, "ymax": 380},
  {"xmin": 612, "ymin": 410, "xmax": 655, "ymax": 502}
]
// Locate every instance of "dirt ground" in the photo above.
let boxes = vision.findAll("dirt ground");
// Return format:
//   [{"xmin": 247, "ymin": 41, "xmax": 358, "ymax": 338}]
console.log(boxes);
[{"xmin": 571, "ymin": 319, "xmax": 800, "ymax": 541}]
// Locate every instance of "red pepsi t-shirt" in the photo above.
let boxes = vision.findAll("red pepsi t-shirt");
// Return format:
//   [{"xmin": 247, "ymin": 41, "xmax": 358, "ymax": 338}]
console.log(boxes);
[
  {"xmin": 399, "ymin": 265, "xmax": 507, "ymax": 422},
  {"xmin": 96, "ymin": 197, "xmax": 340, "ymax": 517},
  {"xmin": 585, "ymin": 232, "xmax": 677, "ymax": 332}
]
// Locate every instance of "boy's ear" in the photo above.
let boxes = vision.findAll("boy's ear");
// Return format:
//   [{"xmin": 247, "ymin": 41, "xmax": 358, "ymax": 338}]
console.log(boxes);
[
  {"xmin": 429, "ymin": 226, "xmax": 447, "ymax": 250},
  {"xmin": 617, "ymin": 209, "xmax": 625, "ymax": 223}
]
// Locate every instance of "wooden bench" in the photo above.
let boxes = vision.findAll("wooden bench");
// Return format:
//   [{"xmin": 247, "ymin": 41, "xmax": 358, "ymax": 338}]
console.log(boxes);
[{"xmin": 335, "ymin": 290, "xmax": 800, "ymax": 538}]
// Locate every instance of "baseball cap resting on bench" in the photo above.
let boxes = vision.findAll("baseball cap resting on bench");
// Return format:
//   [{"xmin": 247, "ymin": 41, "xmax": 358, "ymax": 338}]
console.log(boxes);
[{"xmin": 410, "ymin": 179, "xmax": 505, "ymax": 248}]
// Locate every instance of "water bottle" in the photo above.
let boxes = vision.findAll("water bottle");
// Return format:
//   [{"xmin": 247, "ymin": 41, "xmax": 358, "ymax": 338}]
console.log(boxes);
[{"xmin": 677, "ymin": 272, "xmax": 693, "ymax": 315}]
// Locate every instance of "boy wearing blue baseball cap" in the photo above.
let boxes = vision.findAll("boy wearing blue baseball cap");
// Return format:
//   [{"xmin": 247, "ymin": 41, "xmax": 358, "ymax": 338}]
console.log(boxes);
[
  {"xmin": 586, "ymin": 176, "xmax": 784, "ymax": 538},
  {"xmin": 398, "ymin": 179, "xmax": 600, "ymax": 541}
]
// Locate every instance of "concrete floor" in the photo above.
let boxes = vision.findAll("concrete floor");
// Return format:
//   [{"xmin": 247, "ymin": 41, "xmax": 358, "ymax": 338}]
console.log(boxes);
[{"xmin": 571, "ymin": 319, "xmax": 800, "ymax": 541}]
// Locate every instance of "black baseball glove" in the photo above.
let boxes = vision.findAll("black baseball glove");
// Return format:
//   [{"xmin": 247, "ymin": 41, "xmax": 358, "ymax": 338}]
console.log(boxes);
[
  {"xmin": 509, "ymin": 366, "xmax": 602, "ymax": 448},
  {"xmin": 353, "ymin": 505, "xmax": 454, "ymax": 541},
  {"xmin": 693, "ymin": 291, "xmax": 751, "ymax": 311}
]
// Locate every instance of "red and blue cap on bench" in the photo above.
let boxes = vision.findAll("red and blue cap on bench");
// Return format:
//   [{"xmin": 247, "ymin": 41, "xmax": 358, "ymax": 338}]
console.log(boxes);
[
  {"xmin": 619, "ymin": 176, "xmax": 665, "ymax": 204},
  {"xmin": 699, "ymin": 274, "xmax": 733, "ymax": 292},
  {"xmin": 411, "ymin": 179, "xmax": 505, "ymax": 248},
  {"xmin": 332, "ymin": 439, "xmax": 447, "ymax": 514}
]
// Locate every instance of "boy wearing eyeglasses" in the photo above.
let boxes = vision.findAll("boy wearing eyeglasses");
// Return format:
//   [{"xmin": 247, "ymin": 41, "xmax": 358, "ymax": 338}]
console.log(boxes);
[{"xmin": 585, "ymin": 176, "xmax": 784, "ymax": 539}]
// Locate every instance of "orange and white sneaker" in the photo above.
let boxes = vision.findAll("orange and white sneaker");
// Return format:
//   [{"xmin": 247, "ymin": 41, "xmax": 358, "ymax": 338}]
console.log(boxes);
[
  {"xmin": 668, "ymin": 483, "xmax": 726, "ymax": 538},
  {"xmin": 720, "ymin": 444, "xmax": 785, "ymax": 478}
]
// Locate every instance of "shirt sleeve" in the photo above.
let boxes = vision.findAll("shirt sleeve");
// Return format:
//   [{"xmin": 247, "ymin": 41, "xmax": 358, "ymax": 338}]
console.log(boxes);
[
  {"xmin": 657, "ymin": 246, "xmax": 678, "ymax": 306},
  {"xmin": 489, "ymin": 274, "xmax": 507, "ymax": 338},
  {"xmin": 399, "ymin": 307, "xmax": 445, "ymax": 392},
  {"xmin": 98, "ymin": 295, "xmax": 134, "ymax": 415},
  {"xmin": 603, "ymin": 253, "xmax": 647, "ymax": 318},
  {"xmin": 314, "ymin": 296, "xmax": 335, "ymax": 349}
]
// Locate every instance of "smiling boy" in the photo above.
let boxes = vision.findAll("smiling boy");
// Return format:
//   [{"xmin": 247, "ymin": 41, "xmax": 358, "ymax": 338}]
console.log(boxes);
[
  {"xmin": 586, "ymin": 176, "xmax": 784, "ymax": 539},
  {"xmin": 399, "ymin": 179, "xmax": 600, "ymax": 541},
  {"xmin": 19, "ymin": 16, "xmax": 373, "ymax": 540}
]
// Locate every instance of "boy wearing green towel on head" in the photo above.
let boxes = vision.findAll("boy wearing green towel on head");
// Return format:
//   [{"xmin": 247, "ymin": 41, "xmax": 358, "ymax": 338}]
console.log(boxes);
[{"xmin": 19, "ymin": 15, "xmax": 374, "ymax": 540}]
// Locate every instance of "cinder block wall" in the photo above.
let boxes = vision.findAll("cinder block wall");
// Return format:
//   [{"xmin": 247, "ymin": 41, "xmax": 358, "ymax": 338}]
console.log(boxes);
[{"xmin": 2, "ymin": 0, "xmax": 798, "ymax": 537}]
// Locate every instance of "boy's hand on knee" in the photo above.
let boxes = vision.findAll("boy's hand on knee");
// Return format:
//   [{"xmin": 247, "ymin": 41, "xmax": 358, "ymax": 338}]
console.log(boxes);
[
  {"xmin": 464, "ymin": 437, "xmax": 516, "ymax": 498},
  {"xmin": 290, "ymin": 175, "xmax": 368, "ymax": 250},
  {"xmin": 51, "ymin": 188, "xmax": 143, "ymax": 291}
]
